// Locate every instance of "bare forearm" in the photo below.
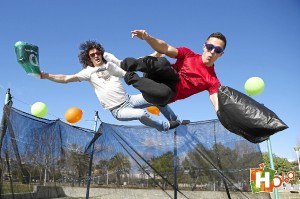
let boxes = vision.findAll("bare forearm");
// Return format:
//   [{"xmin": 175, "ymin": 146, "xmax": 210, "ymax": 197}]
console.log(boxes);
[
  {"xmin": 131, "ymin": 30, "xmax": 178, "ymax": 58},
  {"xmin": 210, "ymin": 93, "xmax": 219, "ymax": 112},
  {"xmin": 144, "ymin": 35, "xmax": 169, "ymax": 55},
  {"xmin": 41, "ymin": 72, "xmax": 78, "ymax": 83}
]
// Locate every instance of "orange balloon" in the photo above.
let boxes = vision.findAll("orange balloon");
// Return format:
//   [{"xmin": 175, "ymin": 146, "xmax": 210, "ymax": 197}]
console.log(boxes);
[
  {"xmin": 65, "ymin": 107, "xmax": 83, "ymax": 123},
  {"xmin": 146, "ymin": 106, "xmax": 160, "ymax": 116}
]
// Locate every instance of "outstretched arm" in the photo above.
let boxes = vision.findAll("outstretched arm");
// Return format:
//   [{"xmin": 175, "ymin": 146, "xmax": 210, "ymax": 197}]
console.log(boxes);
[
  {"xmin": 131, "ymin": 30, "xmax": 178, "ymax": 58},
  {"xmin": 210, "ymin": 93, "xmax": 219, "ymax": 112},
  {"xmin": 40, "ymin": 72, "xmax": 80, "ymax": 83}
]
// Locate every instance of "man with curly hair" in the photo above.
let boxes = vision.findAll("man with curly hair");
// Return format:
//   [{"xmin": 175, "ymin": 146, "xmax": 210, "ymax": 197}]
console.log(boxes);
[{"xmin": 40, "ymin": 41, "xmax": 185, "ymax": 131}]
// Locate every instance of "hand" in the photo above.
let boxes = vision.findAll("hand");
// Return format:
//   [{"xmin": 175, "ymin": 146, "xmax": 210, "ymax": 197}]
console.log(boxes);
[
  {"xmin": 103, "ymin": 52, "xmax": 121, "ymax": 66},
  {"xmin": 131, "ymin": 30, "xmax": 150, "ymax": 40},
  {"xmin": 103, "ymin": 52, "xmax": 114, "ymax": 62},
  {"xmin": 40, "ymin": 71, "xmax": 47, "ymax": 79}
]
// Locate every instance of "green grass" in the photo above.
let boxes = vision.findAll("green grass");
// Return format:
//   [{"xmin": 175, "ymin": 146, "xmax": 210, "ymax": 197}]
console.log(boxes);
[{"xmin": 1, "ymin": 182, "xmax": 34, "ymax": 194}]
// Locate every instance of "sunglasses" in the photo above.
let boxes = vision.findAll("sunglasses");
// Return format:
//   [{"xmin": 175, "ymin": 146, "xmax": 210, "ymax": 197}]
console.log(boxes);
[
  {"xmin": 89, "ymin": 52, "xmax": 101, "ymax": 58},
  {"xmin": 204, "ymin": 43, "xmax": 224, "ymax": 54}
]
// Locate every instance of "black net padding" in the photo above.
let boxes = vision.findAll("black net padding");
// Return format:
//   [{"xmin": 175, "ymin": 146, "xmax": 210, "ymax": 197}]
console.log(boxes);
[
  {"xmin": 217, "ymin": 85, "xmax": 288, "ymax": 143},
  {"xmin": 0, "ymin": 104, "xmax": 272, "ymax": 199}
]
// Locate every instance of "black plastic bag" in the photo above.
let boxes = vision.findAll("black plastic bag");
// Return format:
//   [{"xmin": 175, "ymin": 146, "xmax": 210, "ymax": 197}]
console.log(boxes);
[{"xmin": 217, "ymin": 86, "xmax": 288, "ymax": 143}]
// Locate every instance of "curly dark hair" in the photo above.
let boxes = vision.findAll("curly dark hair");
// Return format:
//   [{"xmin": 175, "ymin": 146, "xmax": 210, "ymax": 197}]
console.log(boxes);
[
  {"xmin": 206, "ymin": 32, "xmax": 227, "ymax": 50},
  {"xmin": 78, "ymin": 40, "xmax": 105, "ymax": 68}
]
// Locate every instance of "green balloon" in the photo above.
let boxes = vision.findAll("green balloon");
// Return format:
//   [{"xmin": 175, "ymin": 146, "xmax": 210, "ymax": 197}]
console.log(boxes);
[
  {"xmin": 244, "ymin": 77, "xmax": 265, "ymax": 96},
  {"xmin": 31, "ymin": 102, "xmax": 48, "ymax": 118}
]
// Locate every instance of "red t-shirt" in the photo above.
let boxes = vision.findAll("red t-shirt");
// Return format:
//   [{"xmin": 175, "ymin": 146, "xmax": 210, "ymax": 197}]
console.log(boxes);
[{"xmin": 169, "ymin": 47, "xmax": 221, "ymax": 103}]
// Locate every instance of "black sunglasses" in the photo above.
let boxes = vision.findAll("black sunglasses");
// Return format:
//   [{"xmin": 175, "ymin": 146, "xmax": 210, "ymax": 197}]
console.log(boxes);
[
  {"xmin": 89, "ymin": 52, "xmax": 101, "ymax": 58},
  {"xmin": 204, "ymin": 43, "xmax": 224, "ymax": 54}
]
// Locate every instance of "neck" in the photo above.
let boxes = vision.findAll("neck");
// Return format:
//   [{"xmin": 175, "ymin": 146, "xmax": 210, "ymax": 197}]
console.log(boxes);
[{"xmin": 94, "ymin": 62, "xmax": 105, "ymax": 67}]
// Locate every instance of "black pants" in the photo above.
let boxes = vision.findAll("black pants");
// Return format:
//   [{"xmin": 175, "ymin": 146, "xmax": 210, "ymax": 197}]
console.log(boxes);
[{"xmin": 121, "ymin": 56, "xmax": 179, "ymax": 106}]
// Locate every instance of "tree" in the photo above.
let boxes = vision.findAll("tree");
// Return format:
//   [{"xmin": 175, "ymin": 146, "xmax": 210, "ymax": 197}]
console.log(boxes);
[
  {"xmin": 150, "ymin": 151, "xmax": 174, "ymax": 189},
  {"xmin": 262, "ymin": 152, "xmax": 293, "ymax": 174},
  {"xmin": 180, "ymin": 142, "xmax": 262, "ymax": 191},
  {"xmin": 181, "ymin": 144, "xmax": 213, "ymax": 190},
  {"xmin": 108, "ymin": 153, "xmax": 131, "ymax": 186},
  {"xmin": 138, "ymin": 163, "xmax": 150, "ymax": 185},
  {"xmin": 64, "ymin": 144, "xmax": 89, "ymax": 186}
]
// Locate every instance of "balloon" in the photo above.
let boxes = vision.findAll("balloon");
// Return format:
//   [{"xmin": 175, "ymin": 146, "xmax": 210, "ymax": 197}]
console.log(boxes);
[
  {"xmin": 65, "ymin": 107, "xmax": 83, "ymax": 123},
  {"xmin": 31, "ymin": 102, "xmax": 48, "ymax": 118},
  {"xmin": 244, "ymin": 77, "xmax": 265, "ymax": 96},
  {"xmin": 146, "ymin": 106, "xmax": 160, "ymax": 115}
]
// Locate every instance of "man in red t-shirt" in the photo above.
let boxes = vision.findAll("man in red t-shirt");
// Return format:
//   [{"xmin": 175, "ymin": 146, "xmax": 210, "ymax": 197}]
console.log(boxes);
[{"xmin": 121, "ymin": 30, "xmax": 226, "ymax": 112}]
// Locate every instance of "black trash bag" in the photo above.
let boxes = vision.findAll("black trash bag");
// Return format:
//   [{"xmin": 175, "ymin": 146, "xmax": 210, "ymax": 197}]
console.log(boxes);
[{"xmin": 217, "ymin": 85, "xmax": 288, "ymax": 143}]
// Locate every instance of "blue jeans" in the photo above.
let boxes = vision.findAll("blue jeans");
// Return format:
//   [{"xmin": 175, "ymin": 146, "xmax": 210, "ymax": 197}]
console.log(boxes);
[{"xmin": 110, "ymin": 94, "xmax": 180, "ymax": 131}]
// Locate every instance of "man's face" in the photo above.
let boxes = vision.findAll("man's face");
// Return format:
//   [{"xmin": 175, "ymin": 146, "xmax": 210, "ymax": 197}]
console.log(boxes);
[
  {"xmin": 202, "ymin": 37, "xmax": 225, "ymax": 67},
  {"xmin": 89, "ymin": 48, "xmax": 103, "ymax": 66}
]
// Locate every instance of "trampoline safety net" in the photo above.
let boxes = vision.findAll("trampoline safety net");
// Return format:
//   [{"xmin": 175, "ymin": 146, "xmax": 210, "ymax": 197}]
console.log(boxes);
[{"xmin": 0, "ymin": 103, "xmax": 271, "ymax": 199}]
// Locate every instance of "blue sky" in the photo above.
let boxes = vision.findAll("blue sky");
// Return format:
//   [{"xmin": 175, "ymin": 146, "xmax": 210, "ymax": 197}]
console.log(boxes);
[{"xmin": 1, "ymin": 1, "xmax": 299, "ymax": 161}]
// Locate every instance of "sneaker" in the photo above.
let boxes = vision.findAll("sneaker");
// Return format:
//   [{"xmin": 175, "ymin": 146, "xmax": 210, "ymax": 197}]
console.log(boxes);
[
  {"xmin": 181, "ymin": 120, "xmax": 190, "ymax": 125},
  {"xmin": 121, "ymin": 58, "xmax": 138, "ymax": 71},
  {"xmin": 169, "ymin": 121, "xmax": 180, "ymax": 129},
  {"xmin": 124, "ymin": 72, "xmax": 136, "ymax": 85}
]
